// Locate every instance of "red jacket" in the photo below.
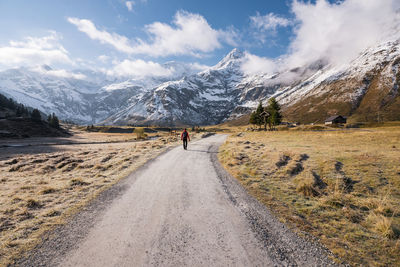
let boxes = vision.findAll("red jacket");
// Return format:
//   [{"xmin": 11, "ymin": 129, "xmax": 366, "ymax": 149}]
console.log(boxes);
[{"xmin": 181, "ymin": 130, "xmax": 190, "ymax": 141}]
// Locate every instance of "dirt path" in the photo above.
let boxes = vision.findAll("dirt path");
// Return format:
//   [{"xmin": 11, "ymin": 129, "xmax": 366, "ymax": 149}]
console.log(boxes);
[{"xmin": 18, "ymin": 135, "xmax": 337, "ymax": 266}]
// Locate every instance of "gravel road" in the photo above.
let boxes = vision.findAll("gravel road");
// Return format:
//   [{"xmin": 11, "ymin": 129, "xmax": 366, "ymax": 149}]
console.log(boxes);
[{"xmin": 18, "ymin": 134, "xmax": 337, "ymax": 266}]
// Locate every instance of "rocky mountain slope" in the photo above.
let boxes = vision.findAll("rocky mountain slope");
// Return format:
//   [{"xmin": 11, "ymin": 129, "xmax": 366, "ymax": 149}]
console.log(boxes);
[
  {"xmin": 1, "ymin": 37, "xmax": 399, "ymax": 125},
  {"xmin": 274, "ymin": 37, "xmax": 400, "ymax": 123},
  {"xmin": 0, "ymin": 62, "xmax": 203, "ymax": 124},
  {"xmin": 103, "ymin": 49, "xmax": 246, "ymax": 126}
]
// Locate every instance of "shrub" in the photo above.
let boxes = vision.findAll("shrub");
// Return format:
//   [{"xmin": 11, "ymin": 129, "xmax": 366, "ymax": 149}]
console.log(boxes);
[
  {"xmin": 134, "ymin": 128, "xmax": 145, "ymax": 139},
  {"xmin": 26, "ymin": 199, "xmax": 42, "ymax": 209},
  {"xmin": 367, "ymin": 213, "xmax": 400, "ymax": 239},
  {"xmin": 297, "ymin": 182, "xmax": 320, "ymax": 197}
]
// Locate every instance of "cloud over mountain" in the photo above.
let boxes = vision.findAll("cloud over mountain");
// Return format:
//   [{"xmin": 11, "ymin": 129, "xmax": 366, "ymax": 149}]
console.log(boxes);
[
  {"xmin": 0, "ymin": 32, "xmax": 72, "ymax": 69},
  {"xmin": 287, "ymin": 0, "xmax": 400, "ymax": 68},
  {"xmin": 242, "ymin": 0, "xmax": 400, "ymax": 75}
]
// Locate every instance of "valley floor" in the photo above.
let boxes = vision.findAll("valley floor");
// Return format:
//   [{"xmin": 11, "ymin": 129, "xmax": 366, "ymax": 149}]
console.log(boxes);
[
  {"xmin": 15, "ymin": 135, "xmax": 335, "ymax": 266},
  {"xmin": 218, "ymin": 125, "xmax": 400, "ymax": 266}
]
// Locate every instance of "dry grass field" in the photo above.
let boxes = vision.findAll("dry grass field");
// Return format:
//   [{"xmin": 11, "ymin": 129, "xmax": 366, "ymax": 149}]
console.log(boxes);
[
  {"xmin": 0, "ymin": 130, "xmax": 183, "ymax": 266},
  {"xmin": 219, "ymin": 126, "xmax": 400, "ymax": 266}
]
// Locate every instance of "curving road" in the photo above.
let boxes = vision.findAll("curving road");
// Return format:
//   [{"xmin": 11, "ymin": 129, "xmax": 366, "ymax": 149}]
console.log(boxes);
[{"xmin": 20, "ymin": 135, "xmax": 336, "ymax": 266}]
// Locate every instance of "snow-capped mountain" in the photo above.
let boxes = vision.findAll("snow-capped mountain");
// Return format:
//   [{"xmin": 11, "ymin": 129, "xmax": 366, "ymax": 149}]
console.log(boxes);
[
  {"xmin": 103, "ymin": 49, "xmax": 246, "ymax": 125},
  {"xmin": 273, "ymin": 37, "xmax": 400, "ymax": 123},
  {"xmin": 106, "ymin": 37, "xmax": 400, "ymax": 125},
  {"xmin": 0, "ymin": 66, "xmax": 130, "ymax": 123},
  {"xmin": 102, "ymin": 48, "xmax": 330, "ymax": 125},
  {"xmin": 1, "ymin": 37, "xmax": 399, "ymax": 126},
  {"xmin": 0, "ymin": 61, "xmax": 207, "ymax": 124}
]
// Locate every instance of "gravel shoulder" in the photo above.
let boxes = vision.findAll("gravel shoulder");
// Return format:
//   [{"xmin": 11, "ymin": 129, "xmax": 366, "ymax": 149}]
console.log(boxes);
[{"xmin": 16, "ymin": 134, "xmax": 337, "ymax": 266}]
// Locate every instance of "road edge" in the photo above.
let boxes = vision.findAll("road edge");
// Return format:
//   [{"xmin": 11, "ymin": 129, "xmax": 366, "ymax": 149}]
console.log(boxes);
[
  {"xmin": 209, "ymin": 136, "xmax": 342, "ymax": 266},
  {"xmin": 14, "ymin": 146, "xmax": 177, "ymax": 267}
]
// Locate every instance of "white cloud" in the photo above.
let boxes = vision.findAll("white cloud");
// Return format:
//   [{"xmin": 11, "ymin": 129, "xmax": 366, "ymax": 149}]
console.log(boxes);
[
  {"xmin": 287, "ymin": 0, "xmax": 400, "ymax": 68},
  {"xmin": 240, "ymin": 52, "xmax": 277, "ymax": 75},
  {"xmin": 67, "ymin": 17, "xmax": 135, "ymax": 54},
  {"xmin": 32, "ymin": 66, "xmax": 86, "ymax": 79},
  {"xmin": 250, "ymin": 12, "xmax": 291, "ymax": 32},
  {"xmin": 0, "ymin": 32, "xmax": 73, "ymax": 69},
  {"xmin": 68, "ymin": 11, "xmax": 237, "ymax": 57},
  {"xmin": 135, "ymin": 11, "xmax": 231, "ymax": 57},
  {"xmin": 97, "ymin": 55, "xmax": 110, "ymax": 63},
  {"xmin": 107, "ymin": 59, "xmax": 175, "ymax": 78},
  {"xmin": 243, "ymin": 0, "xmax": 400, "ymax": 77},
  {"xmin": 188, "ymin": 62, "xmax": 210, "ymax": 72},
  {"xmin": 125, "ymin": 1, "xmax": 134, "ymax": 11}
]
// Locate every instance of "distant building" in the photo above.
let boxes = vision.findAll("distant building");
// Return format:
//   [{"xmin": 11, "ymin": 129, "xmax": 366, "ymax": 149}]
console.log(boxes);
[{"xmin": 325, "ymin": 115, "xmax": 347, "ymax": 125}]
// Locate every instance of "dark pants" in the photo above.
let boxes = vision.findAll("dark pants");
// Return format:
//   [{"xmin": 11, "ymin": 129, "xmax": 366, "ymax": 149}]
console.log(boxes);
[{"xmin": 183, "ymin": 138, "xmax": 188, "ymax": 150}]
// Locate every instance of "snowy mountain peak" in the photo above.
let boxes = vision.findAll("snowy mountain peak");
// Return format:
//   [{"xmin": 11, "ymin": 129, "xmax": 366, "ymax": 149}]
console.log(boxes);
[
  {"xmin": 225, "ymin": 48, "xmax": 244, "ymax": 60},
  {"xmin": 213, "ymin": 48, "xmax": 244, "ymax": 70}
]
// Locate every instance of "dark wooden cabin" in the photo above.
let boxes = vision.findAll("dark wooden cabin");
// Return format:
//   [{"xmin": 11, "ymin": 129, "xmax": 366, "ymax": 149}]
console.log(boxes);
[{"xmin": 325, "ymin": 115, "xmax": 347, "ymax": 125}]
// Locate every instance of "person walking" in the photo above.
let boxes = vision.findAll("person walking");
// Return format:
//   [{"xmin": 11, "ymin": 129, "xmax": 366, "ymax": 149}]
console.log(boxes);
[{"xmin": 181, "ymin": 128, "xmax": 190, "ymax": 150}]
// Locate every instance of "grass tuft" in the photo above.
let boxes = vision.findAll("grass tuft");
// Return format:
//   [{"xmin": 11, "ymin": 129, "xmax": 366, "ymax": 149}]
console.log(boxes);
[
  {"xmin": 25, "ymin": 199, "xmax": 42, "ymax": 209},
  {"xmin": 40, "ymin": 187, "xmax": 57, "ymax": 194},
  {"xmin": 367, "ymin": 213, "xmax": 400, "ymax": 239},
  {"xmin": 69, "ymin": 178, "xmax": 90, "ymax": 187}
]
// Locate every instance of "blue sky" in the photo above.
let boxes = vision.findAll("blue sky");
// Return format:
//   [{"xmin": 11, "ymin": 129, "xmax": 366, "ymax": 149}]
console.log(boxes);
[
  {"xmin": 0, "ymin": 0, "xmax": 398, "ymax": 79},
  {"xmin": 0, "ymin": 0, "xmax": 294, "ymax": 64}
]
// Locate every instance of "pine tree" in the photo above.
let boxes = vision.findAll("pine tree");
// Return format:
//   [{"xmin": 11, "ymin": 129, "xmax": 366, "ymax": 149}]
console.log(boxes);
[
  {"xmin": 16, "ymin": 106, "xmax": 23, "ymax": 117},
  {"xmin": 249, "ymin": 101, "xmax": 265, "ymax": 128},
  {"xmin": 255, "ymin": 101, "xmax": 264, "ymax": 129},
  {"xmin": 21, "ymin": 105, "xmax": 29, "ymax": 117},
  {"xmin": 249, "ymin": 111, "xmax": 258, "ymax": 125},
  {"xmin": 266, "ymin": 98, "xmax": 282, "ymax": 130},
  {"xmin": 31, "ymin": 109, "xmax": 42, "ymax": 121},
  {"xmin": 49, "ymin": 113, "xmax": 60, "ymax": 128}
]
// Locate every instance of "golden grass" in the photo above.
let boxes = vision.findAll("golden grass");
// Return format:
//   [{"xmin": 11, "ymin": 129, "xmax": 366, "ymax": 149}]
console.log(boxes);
[
  {"xmin": 218, "ymin": 126, "xmax": 400, "ymax": 266},
  {"xmin": 0, "ymin": 131, "xmax": 184, "ymax": 265}
]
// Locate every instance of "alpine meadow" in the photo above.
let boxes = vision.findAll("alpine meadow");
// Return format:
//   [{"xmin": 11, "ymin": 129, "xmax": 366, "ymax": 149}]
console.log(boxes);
[{"xmin": 1, "ymin": 0, "xmax": 400, "ymax": 266}]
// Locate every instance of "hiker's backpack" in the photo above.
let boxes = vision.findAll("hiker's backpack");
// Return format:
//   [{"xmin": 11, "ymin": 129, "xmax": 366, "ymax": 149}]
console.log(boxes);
[{"xmin": 183, "ymin": 131, "xmax": 188, "ymax": 139}]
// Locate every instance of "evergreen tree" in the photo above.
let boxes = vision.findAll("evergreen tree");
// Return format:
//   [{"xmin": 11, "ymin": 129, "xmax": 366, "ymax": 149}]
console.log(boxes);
[
  {"xmin": 265, "ymin": 98, "xmax": 282, "ymax": 130},
  {"xmin": 249, "ymin": 101, "xmax": 265, "ymax": 128},
  {"xmin": 7, "ymin": 97, "xmax": 16, "ymax": 110},
  {"xmin": 21, "ymin": 105, "xmax": 29, "ymax": 117},
  {"xmin": 249, "ymin": 111, "xmax": 258, "ymax": 125},
  {"xmin": 16, "ymin": 106, "xmax": 23, "ymax": 117},
  {"xmin": 49, "ymin": 113, "xmax": 60, "ymax": 128},
  {"xmin": 31, "ymin": 109, "xmax": 42, "ymax": 121},
  {"xmin": 0, "ymin": 94, "xmax": 7, "ymax": 108},
  {"xmin": 255, "ymin": 101, "xmax": 264, "ymax": 128}
]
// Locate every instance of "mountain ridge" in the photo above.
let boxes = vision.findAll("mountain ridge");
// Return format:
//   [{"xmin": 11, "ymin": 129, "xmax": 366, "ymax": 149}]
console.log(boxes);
[{"xmin": 1, "ymin": 38, "xmax": 399, "ymax": 125}]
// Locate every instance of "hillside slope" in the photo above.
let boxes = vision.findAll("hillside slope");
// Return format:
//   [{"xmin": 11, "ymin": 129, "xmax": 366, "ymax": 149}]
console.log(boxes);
[{"xmin": 277, "ymin": 38, "xmax": 400, "ymax": 123}]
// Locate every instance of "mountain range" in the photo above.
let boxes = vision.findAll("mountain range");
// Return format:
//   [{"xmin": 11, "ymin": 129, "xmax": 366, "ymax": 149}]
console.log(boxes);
[{"xmin": 1, "ymin": 37, "xmax": 399, "ymax": 126}]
